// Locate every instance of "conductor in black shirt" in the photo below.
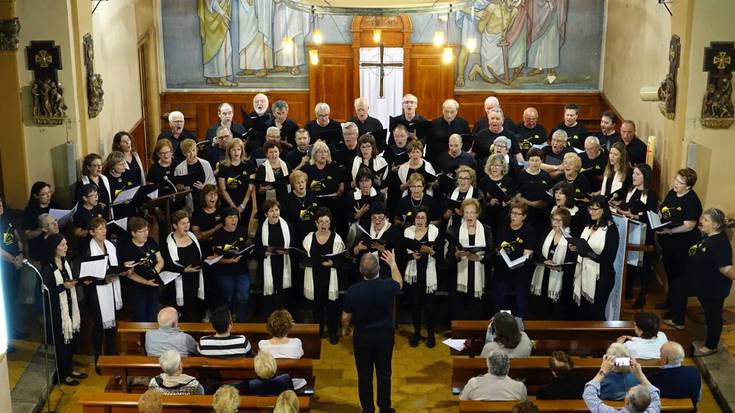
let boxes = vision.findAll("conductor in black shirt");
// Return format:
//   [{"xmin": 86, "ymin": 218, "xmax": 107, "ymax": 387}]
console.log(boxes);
[{"xmin": 342, "ymin": 250, "xmax": 403, "ymax": 413}]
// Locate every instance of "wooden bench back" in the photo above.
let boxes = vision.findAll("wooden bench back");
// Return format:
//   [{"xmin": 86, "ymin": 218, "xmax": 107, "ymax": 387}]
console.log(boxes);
[
  {"xmin": 458, "ymin": 399, "xmax": 694, "ymax": 412},
  {"xmin": 116, "ymin": 322, "xmax": 321, "ymax": 359},
  {"xmin": 96, "ymin": 355, "xmax": 314, "ymax": 394},
  {"xmin": 451, "ymin": 356, "xmax": 696, "ymax": 395},
  {"xmin": 79, "ymin": 392, "xmax": 310, "ymax": 412},
  {"xmin": 451, "ymin": 320, "xmax": 693, "ymax": 357}
]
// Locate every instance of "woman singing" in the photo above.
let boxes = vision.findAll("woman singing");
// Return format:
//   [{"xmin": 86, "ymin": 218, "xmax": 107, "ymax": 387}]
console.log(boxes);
[
  {"xmin": 164, "ymin": 210, "xmax": 204, "ymax": 322},
  {"xmin": 302, "ymin": 207, "xmax": 345, "ymax": 344},
  {"xmin": 256, "ymin": 200, "xmax": 295, "ymax": 315}
]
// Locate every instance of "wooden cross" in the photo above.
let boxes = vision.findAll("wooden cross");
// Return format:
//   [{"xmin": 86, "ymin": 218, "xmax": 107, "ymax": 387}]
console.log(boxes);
[
  {"xmin": 703, "ymin": 42, "xmax": 734, "ymax": 73},
  {"xmin": 25, "ymin": 40, "xmax": 62, "ymax": 83},
  {"xmin": 359, "ymin": 43, "xmax": 403, "ymax": 98}
]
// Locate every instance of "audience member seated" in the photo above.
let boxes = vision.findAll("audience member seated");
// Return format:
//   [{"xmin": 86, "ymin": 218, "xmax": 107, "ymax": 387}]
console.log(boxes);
[
  {"xmin": 648, "ymin": 341, "xmax": 701, "ymax": 407},
  {"xmin": 213, "ymin": 385, "xmax": 240, "ymax": 413},
  {"xmin": 258, "ymin": 309, "xmax": 304, "ymax": 359},
  {"xmin": 138, "ymin": 389, "xmax": 162, "ymax": 413},
  {"xmin": 145, "ymin": 307, "xmax": 198, "ymax": 356},
  {"xmin": 274, "ymin": 389, "xmax": 300, "ymax": 413},
  {"xmin": 148, "ymin": 350, "xmax": 205, "ymax": 395},
  {"xmin": 459, "ymin": 351, "xmax": 527, "ymax": 401},
  {"xmin": 537, "ymin": 351, "xmax": 588, "ymax": 400},
  {"xmin": 512, "ymin": 400, "xmax": 540, "ymax": 413},
  {"xmin": 600, "ymin": 343, "xmax": 640, "ymax": 400},
  {"xmin": 480, "ymin": 312, "xmax": 532, "ymax": 359},
  {"xmin": 198, "ymin": 306, "xmax": 254, "ymax": 358},
  {"xmin": 617, "ymin": 312, "xmax": 668, "ymax": 360},
  {"xmin": 245, "ymin": 351, "xmax": 294, "ymax": 396},
  {"xmin": 584, "ymin": 355, "xmax": 660, "ymax": 413}
]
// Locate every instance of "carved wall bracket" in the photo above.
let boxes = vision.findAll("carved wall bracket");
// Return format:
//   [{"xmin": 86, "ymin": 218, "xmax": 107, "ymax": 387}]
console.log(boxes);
[
  {"xmin": 26, "ymin": 40, "xmax": 67, "ymax": 125},
  {"xmin": 700, "ymin": 41, "xmax": 734, "ymax": 129},
  {"xmin": 658, "ymin": 35, "xmax": 680, "ymax": 119},
  {"xmin": 84, "ymin": 33, "xmax": 104, "ymax": 118},
  {"xmin": 0, "ymin": 18, "xmax": 21, "ymax": 52}
]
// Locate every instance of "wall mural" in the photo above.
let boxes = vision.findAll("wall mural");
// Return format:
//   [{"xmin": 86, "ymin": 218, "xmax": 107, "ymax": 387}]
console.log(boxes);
[{"xmin": 162, "ymin": 0, "xmax": 603, "ymax": 90}]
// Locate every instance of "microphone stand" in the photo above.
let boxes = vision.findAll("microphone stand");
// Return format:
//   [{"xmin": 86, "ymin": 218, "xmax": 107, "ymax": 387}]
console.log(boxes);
[{"xmin": 23, "ymin": 259, "xmax": 59, "ymax": 413}]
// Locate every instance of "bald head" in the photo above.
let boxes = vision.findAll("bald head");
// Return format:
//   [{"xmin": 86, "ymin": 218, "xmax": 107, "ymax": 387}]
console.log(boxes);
[
  {"xmin": 523, "ymin": 107, "xmax": 539, "ymax": 128},
  {"xmin": 359, "ymin": 254, "xmax": 380, "ymax": 279},
  {"xmin": 157, "ymin": 307, "xmax": 178, "ymax": 328},
  {"xmin": 660, "ymin": 341, "xmax": 685, "ymax": 366}
]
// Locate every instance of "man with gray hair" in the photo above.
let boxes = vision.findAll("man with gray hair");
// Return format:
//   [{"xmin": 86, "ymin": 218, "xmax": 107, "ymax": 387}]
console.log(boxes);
[
  {"xmin": 156, "ymin": 110, "xmax": 197, "ymax": 164},
  {"xmin": 473, "ymin": 96, "xmax": 517, "ymax": 135},
  {"xmin": 242, "ymin": 93, "xmax": 274, "ymax": 152},
  {"xmin": 145, "ymin": 307, "xmax": 198, "ymax": 356},
  {"xmin": 427, "ymin": 99, "xmax": 470, "ymax": 162},
  {"xmin": 252, "ymin": 126, "xmax": 283, "ymax": 160},
  {"xmin": 333, "ymin": 121, "xmax": 360, "ymax": 170},
  {"xmin": 305, "ymin": 102, "xmax": 341, "ymax": 146},
  {"xmin": 342, "ymin": 249, "xmax": 403, "ymax": 413},
  {"xmin": 584, "ymin": 355, "xmax": 660, "ymax": 413},
  {"xmin": 580, "ymin": 135, "xmax": 607, "ymax": 192},
  {"xmin": 206, "ymin": 102, "xmax": 247, "ymax": 141},
  {"xmin": 148, "ymin": 349, "xmax": 204, "ymax": 395},
  {"xmin": 648, "ymin": 341, "xmax": 701, "ymax": 407},
  {"xmin": 350, "ymin": 97, "xmax": 385, "ymax": 138},
  {"xmin": 460, "ymin": 350, "xmax": 527, "ymax": 401},
  {"xmin": 540, "ymin": 129, "xmax": 572, "ymax": 178},
  {"xmin": 272, "ymin": 100, "xmax": 299, "ymax": 146}
]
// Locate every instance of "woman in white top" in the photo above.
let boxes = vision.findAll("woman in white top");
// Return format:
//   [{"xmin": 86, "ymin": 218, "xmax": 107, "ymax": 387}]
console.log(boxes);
[
  {"xmin": 350, "ymin": 134, "xmax": 388, "ymax": 191},
  {"xmin": 617, "ymin": 312, "xmax": 668, "ymax": 360},
  {"xmin": 258, "ymin": 309, "xmax": 304, "ymax": 359},
  {"xmin": 480, "ymin": 311, "xmax": 532, "ymax": 359}
]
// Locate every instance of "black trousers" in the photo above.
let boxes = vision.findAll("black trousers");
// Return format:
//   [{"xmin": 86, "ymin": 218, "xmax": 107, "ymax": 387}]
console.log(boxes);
[
  {"xmin": 354, "ymin": 328, "xmax": 395, "ymax": 413},
  {"xmin": 699, "ymin": 295, "xmax": 725, "ymax": 349},
  {"xmin": 452, "ymin": 291, "xmax": 485, "ymax": 320},
  {"xmin": 311, "ymin": 295, "xmax": 339, "ymax": 338},
  {"xmin": 409, "ymin": 285, "xmax": 435, "ymax": 337},
  {"xmin": 663, "ymin": 246, "xmax": 688, "ymax": 305}
]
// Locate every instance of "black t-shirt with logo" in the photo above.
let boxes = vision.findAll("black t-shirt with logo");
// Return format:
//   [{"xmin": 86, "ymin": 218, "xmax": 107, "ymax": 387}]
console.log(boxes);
[
  {"xmin": 659, "ymin": 189, "xmax": 702, "ymax": 250},
  {"xmin": 688, "ymin": 231, "xmax": 732, "ymax": 299}
]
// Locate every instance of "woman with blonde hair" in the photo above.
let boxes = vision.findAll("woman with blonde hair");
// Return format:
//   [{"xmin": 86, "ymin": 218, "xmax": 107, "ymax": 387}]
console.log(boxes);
[
  {"xmin": 174, "ymin": 138, "xmax": 216, "ymax": 210},
  {"xmin": 443, "ymin": 165, "xmax": 483, "ymax": 228},
  {"xmin": 212, "ymin": 385, "xmax": 240, "ymax": 413},
  {"xmin": 247, "ymin": 351, "xmax": 294, "ymax": 396},
  {"xmin": 274, "ymin": 389, "xmax": 300, "ymax": 413},
  {"xmin": 479, "ymin": 153, "xmax": 518, "ymax": 239},
  {"xmin": 218, "ymin": 138, "xmax": 256, "ymax": 220}
]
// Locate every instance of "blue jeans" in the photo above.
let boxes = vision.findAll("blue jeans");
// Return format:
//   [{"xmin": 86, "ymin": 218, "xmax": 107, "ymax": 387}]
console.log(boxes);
[
  {"xmin": 131, "ymin": 286, "xmax": 159, "ymax": 322},
  {"xmin": 217, "ymin": 273, "xmax": 251, "ymax": 322}
]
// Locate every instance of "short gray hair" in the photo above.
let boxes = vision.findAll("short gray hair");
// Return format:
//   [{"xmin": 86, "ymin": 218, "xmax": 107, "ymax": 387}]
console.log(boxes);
[
  {"xmin": 606, "ymin": 342, "xmax": 632, "ymax": 373},
  {"xmin": 159, "ymin": 349, "xmax": 181, "ymax": 375},
  {"xmin": 487, "ymin": 351, "xmax": 510, "ymax": 376},
  {"xmin": 342, "ymin": 122, "xmax": 358, "ymax": 134},
  {"xmin": 661, "ymin": 341, "xmax": 685, "ymax": 365},
  {"xmin": 266, "ymin": 126, "xmax": 281, "ymax": 137},
  {"xmin": 272, "ymin": 100, "xmax": 289, "ymax": 112},
  {"xmin": 168, "ymin": 111, "xmax": 184, "ymax": 123},
  {"xmin": 315, "ymin": 102, "xmax": 330, "ymax": 115},
  {"xmin": 157, "ymin": 307, "xmax": 178, "ymax": 328},
  {"xmin": 551, "ymin": 129, "xmax": 568, "ymax": 142},
  {"xmin": 359, "ymin": 253, "xmax": 380, "ymax": 279},
  {"xmin": 627, "ymin": 384, "xmax": 652, "ymax": 413},
  {"xmin": 585, "ymin": 135, "xmax": 600, "ymax": 146},
  {"xmin": 488, "ymin": 107, "xmax": 504, "ymax": 119},
  {"xmin": 493, "ymin": 136, "xmax": 511, "ymax": 149}
]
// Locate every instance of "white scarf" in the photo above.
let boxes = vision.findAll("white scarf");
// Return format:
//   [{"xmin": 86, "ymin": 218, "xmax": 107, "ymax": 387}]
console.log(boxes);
[
  {"xmin": 404, "ymin": 224, "xmax": 439, "ymax": 293},
  {"xmin": 625, "ymin": 188, "xmax": 648, "ymax": 205},
  {"xmin": 369, "ymin": 221, "xmax": 391, "ymax": 264},
  {"xmin": 601, "ymin": 171, "xmax": 624, "ymax": 197},
  {"xmin": 573, "ymin": 225, "xmax": 608, "ymax": 305},
  {"xmin": 82, "ymin": 174, "xmax": 112, "ymax": 217},
  {"xmin": 448, "ymin": 186, "xmax": 475, "ymax": 227},
  {"xmin": 303, "ymin": 232, "xmax": 344, "ymax": 301},
  {"xmin": 130, "ymin": 152, "xmax": 146, "ymax": 185},
  {"xmin": 89, "ymin": 239, "xmax": 123, "ymax": 329},
  {"xmin": 166, "ymin": 232, "xmax": 205, "ymax": 306},
  {"xmin": 457, "ymin": 220, "xmax": 486, "ymax": 298},
  {"xmin": 264, "ymin": 158, "xmax": 290, "ymax": 183},
  {"xmin": 353, "ymin": 186, "xmax": 377, "ymax": 200},
  {"xmin": 347, "ymin": 187, "xmax": 378, "ymax": 246},
  {"xmin": 53, "ymin": 259, "xmax": 80, "ymax": 344},
  {"xmin": 351, "ymin": 156, "xmax": 389, "ymax": 182},
  {"xmin": 531, "ymin": 230, "xmax": 568, "ymax": 302},
  {"xmin": 261, "ymin": 217, "xmax": 292, "ymax": 296},
  {"xmin": 398, "ymin": 160, "xmax": 436, "ymax": 196}
]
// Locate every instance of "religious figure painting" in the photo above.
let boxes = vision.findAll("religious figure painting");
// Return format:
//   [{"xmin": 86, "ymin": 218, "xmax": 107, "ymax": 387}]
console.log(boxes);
[{"xmin": 162, "ymin": 0, "xmax": 602, "ymax": 90}]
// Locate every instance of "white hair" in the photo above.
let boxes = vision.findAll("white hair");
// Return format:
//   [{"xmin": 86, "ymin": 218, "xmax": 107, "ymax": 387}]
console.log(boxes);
[
  {"xmin": 487, "ymin": 351, "xmax": 510, "ymax": 376},
  {"xmin": 354, "ymin": 97, "xmax": 369, "ymax": 109},
  {"xmin": 443, "ymin": 99, "xmax": 459, "ymax": 111},
  {"xmin": 168, "ymin": 111, "xmax": 184, "ymax": 123},
  {"xmin": 159, "ymin": 350, "xmax": 182, "ymax": 375},
  {"xmin": 585, "ymin": 135, "xmax": 600, "ymax": 146},
  {"xmin": 315, "ymin": 102, "xmax": 330, "ymax": 114},
  {"xmin": 266, "ymin": 126, "xmax": 280, "ymax": 136},
  {"xmin": 342, "ymin": 122, "xmax": 358, "ymax": 133},
  {"xmin": 484, "ymin": 96, "xmax": 500, "ymax": 108},
  {"xmin": 552, "ymin": 129, "xmax": 568, "ymax": 141},
  {"xmin": 493, "ymin": 136, "xmax": 511, "ymax": 148}
]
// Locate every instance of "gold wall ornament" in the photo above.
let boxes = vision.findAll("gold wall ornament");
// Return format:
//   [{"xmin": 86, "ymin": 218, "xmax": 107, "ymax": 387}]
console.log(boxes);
[
  {"xmin": 0, "ymin": 18, "xmax": 21, "ymax": 52},
  {"xmin": 701, "ymin": 41, "xmax": 734, "ymax": 129},
  {"xmin": 25, "ymin": 40, "xmax": 66, "ymax": 125},
  {"xmin": 83, "ymin": 33, "xmax": 104, "ymax": 118},
  {"xmin": 657, "ymin": 35, "xmax": 680, "ymax": 119}
]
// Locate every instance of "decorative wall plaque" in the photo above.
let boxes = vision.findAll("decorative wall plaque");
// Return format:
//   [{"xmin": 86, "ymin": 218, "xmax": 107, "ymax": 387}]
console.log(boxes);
[
  {"xmin": 658, "ymin": 34, "xmax": 680, "ymax": 119},
  {"xmin": 701, "ymin": 41, "xmax": 734, "ymax": 129},
  {"xmin": 83, "ymin": 33, "xmax": 104, "ymax": 118},
  {"xmin": 25, "ymin": 40, "xmax": 67, "ymax": 125},
  {"xmin": 0, "ymin": 18, "xmax": 21, "ymax": 51}
]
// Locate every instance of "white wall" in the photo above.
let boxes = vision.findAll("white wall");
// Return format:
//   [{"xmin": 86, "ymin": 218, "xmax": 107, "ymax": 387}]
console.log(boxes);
[{"xmin": 92, "ymin": 1, "xmax": 143, "ymax": 153}]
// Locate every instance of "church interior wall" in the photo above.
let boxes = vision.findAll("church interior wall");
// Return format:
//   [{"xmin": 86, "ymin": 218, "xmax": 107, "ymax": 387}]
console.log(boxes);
[
  {"xmin": 91, "ymin": 0, "xmax": 143, "ymax": 153},
  {"xmin": 16, "ymin": 0, "xmax": 85, "ymax": 206}
]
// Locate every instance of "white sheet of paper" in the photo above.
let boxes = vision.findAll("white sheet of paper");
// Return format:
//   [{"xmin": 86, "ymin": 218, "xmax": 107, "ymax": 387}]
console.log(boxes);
[
  {"xmin": 572, "ymin": 147, "xmax": 584, "ymax": 154},
  {"xmin": 108, "ymin": 217, "xmax": 128, "ymax": 231},
  {"xmin": 49, "ymin": 208, "xmax": 74, "ymax": 227},
  {"xmin": 147, "ymin": 190, "xmax": 159, "ymax": 199},
  {"xmin": 531, "ymin": 143, "xmax": 549, "ymax": 149},
  {"xmin": 113, "ymin": 186, "xmax": 140, "ymax": 205},
  {"xmin": 158, "ymin": 271, "xmax": 179, "ymax": 285},
  {"xmin": 442, "ymin": 338, "xmax": 466, "ymax": 351},
  {"xmin": 500, "ymin": 248, "xmax": 528, "ymax": 268},
  {"xmin": 647, "ymin": 210, "xmax": 671, "ymax": 230},
  {"xmin": 80, "ymin": 258, "xmax": 108, "ymax": 279},
  {"xmin": 204, "ymin": 255, "xmax": 223, "ymax": 265}
]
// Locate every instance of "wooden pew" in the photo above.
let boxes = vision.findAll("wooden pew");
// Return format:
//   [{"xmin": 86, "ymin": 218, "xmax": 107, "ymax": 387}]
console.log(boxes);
[
  {"xmin": 116, "ymin": 322, "xmax": 321, "ymax": 359},
  {"xmin": 451, "ymin": 320, "xmax": 694, "ymax": 357},
  {"xmin": 96, "ymin": 355, "xmax": 314, "ymax": 394},
  {"xmin": 79, "ymin": 392, "xmax": 311, "ymax": 412},
  {"xmin": 451, "ymin": 356, "xmax": 696, "ymax": 395},
  {"xmin": 458, "ymin": 399, "xmax": 695, "ymax": 412}
]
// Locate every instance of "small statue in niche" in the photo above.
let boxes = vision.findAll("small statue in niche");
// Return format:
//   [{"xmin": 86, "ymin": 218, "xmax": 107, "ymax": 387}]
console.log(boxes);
[
  {"xmin": 88, "ymin": 73, "xmax": 104, "ymax": 118},
  {"xmin": 701, "ymin": 41, "xmax": 734, "ymax": 128},
  {"xmin": 658, "ymin": 35, "xmax": 680, "ymax": 119},
  {"xmin": 30, "ymin": 78, "xmax": 67, "ymax": 124}
]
